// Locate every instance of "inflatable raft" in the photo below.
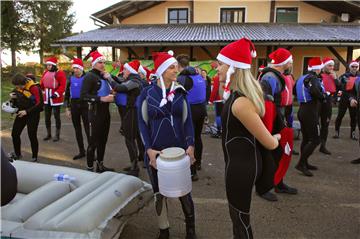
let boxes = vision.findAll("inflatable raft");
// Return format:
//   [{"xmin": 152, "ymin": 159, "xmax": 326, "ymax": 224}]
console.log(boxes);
[{"xmin": 1, "ymin": 160, "xmax": 153, "ymax": 239}]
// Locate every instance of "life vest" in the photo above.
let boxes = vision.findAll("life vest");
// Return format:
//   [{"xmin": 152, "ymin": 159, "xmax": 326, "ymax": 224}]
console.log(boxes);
[
  {"xmin": 321, "ymin": 73, "xmax": 336, "ymax": 94},
  {"xmin": 69, "ymin": 75, "xmax": 84, "ymax": 99},
  {"xmin": 187, "ymin": 74, "xmax": 206, "ymax": 104},
  {"xmin": 13, "ymin": 80, "xmax": 39, "ymax": 109},
  {"xmin": 296, "ymin": 74, "xmax": 312, "ymax": 103},
  {"xmin": 42, "ymin": 71, "xmax": 58, "ymax": 89},
  {"xmin": 115, "ymin": 93, "xmax": 127, "ymax": 107},
  {"xmin": 280, "ymin": 74, "xmax": 294, "ymax": 106},
  {"xmin": 346, "ymin": 76, "xmax": 357, "ymax": 91},
  {"xmin": 97, "ymin": 79, "xmax": 111, "ymax": 97}
]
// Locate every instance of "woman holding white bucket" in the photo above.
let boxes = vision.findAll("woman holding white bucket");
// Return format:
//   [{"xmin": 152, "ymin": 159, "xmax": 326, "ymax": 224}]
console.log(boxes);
[
  {"xmin": 137, "ymin": 51, "xmax": 196, "ymax": 239},
  {"xmin": 218, "ymin": 38, "xmax": 281, "ymax": 239}
]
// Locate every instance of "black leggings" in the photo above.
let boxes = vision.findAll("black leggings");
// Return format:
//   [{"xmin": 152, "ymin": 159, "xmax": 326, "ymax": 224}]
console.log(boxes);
[
  {"xmin": 71, "ymin": 101, "xmax": 90, "ymax": 153},
  {"xmin": 87, "ymin": 107, "xmax": 110, "ymax": 167},
  {"xmin": 123, "ymin": 108, "xmax": 139, "ymax": 169},
  {"xmin": 12, "ymin": 112, "xmax": 40, "ymax": 158},
  {"xmin": 225, "ymin": 138, "xmax": 262, "ymax": 239},
  {"xmin": 297, "ymin": 103, "xmax": 321, "ymax": 166},
  {"xmin": 190, "ymin": 104, "xmax": 206, "ymax": 168},
  {"xmin": 147, "ymin": 165, "xmax": 195, "ymax": 229},
  {"xmin": 44, "ymin": 105, "xmax": 61, "ymax": 130},
  {"xmin": 319, "ymin": 97, "xmax": 332, "ymax": 144},
  {"xmin": 335, "ymin": 96, "xmax": 357, "ymax": 134},
  {"xmin": 214, "ymin": 101, "xmax": 224, "ymax": 132}
]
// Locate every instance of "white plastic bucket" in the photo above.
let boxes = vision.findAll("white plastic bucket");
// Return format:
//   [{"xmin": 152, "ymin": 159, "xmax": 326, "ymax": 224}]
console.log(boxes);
[{"xmin": 157, "ymin": 147, "xmax": 192, "ymax": 198}]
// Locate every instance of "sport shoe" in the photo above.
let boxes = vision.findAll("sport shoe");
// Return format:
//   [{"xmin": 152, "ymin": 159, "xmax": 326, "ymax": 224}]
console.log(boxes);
[
  {"xmin": 191, "ymin": 173, "xmax": 199, "ymax": 182},
  {"xmin": 319, "ymin": 146, "xmax": 331, "ymax": 155},
  {"xmin": 31, "ymin": 157, "xmax": 38, "ymax": 162},
  {"xmin": 333, "ymin": 131, "xmax": 340, "ymax": 139},
  {"xmin": 259, "ymin": 191, "xmax": 278, "ymax": 201},
  {"xmin": 306, "ymin": 163, "xmax": 318, "ymax": 170},
  {"xmin": 351, "ymin": 131, "xmax": 358, "ymax": 141},
  {"xmin": 73, "ymin": 152, "xmax": 86, "ymax": 160},
  {"xmin": 295, "ymin": 164, "xmax": 313, "ymax": 177},
  {"xmin": 275, "ymin": 182, "xmax": 298, "ymax": 194},
  {"xmin": 350, "ymin": 158, "xmax": 360, "ymax": 164}
]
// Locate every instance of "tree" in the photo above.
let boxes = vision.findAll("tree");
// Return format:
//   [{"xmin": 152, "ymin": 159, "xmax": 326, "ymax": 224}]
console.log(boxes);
[
  {"xmin": 1, "ymin": 1, "xmax": 34, "ymax": 68},
  {"xmin": 28, "ymin": 1, "xmax": 75, "ymax": 63}
]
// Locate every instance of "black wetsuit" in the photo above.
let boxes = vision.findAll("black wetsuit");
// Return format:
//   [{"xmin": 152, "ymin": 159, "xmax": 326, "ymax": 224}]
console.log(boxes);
[
  {"xmin": 222, "ymin": 91, "xmax": 273, "ymax": 239},
  {"xmin": 178, "ymin": 67, "xmax": 207, "ymax": 173},
  {"xmin": 108, "ymin": 73, "xmax": 143, "ymax": 173},
  {"xmin": 296, "ymin": 72, "xmax": 325, "ymax": 168},
  {"xmin": 64, "ymin": 73, "xmax": 90, "ymax": 155},
  {"xmin": 80, "ymin": 69, "xmax": 111, "ymax": 169},
  {"xmin": 334, "ymin": 72, "xmax": 359, "ymax": 137}
]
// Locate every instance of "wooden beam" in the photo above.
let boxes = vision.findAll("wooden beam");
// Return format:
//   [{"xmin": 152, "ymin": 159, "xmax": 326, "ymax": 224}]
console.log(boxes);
[
  {"xmin": 270, "ymin": 0, "xmax": 276, "ymax": 23},
  {"xmin": 112, "ymin": 47, "xmax": 116, "ymax": 61},
  {"xmin": 83, "ymin": 47, "xmax": 98, "ymax": 61},
  {"xmin": 144, "ymin": 47, "xmax": 150, "ymax": 60},
  {"xmin": 76, "ymin": 47, "xmax": 82, "ymax": 59},
  {"xmin": 327, "ymin": 46, "xmax": 347, "ymax": 68},
  {"xmin": 286, "ymin": 46, "xmax": 293, "ymax": 51},
  {"xmin": 346, "ymin": 46, "xmax": 353, "ymax": 64},
  {"xmin": 200, "ymin": 46, "xmax": 214, "ymax": 59},
  {"xmin": 190, "ymin": 46, "xmax": 194, "ymax": 61},
  {"xmin": 190, "ymin": 0, "xmax": 194, "ymax": 23},
  {"xmin": 126, "ymin": 47, "xmax": 139, "ymax": 59},
  {"xmin": 159, "ymin": 46, "xmax": 167, "ymax": 52},
  {"xmin": 266, "ymin": 46, "xmax": 272, "ymax": 62}
]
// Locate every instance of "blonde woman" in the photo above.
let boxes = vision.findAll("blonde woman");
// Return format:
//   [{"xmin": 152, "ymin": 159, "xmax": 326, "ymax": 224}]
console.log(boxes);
[{"xmin": 218, "ymin": 38, "xmax": 280, "ymax": 239}]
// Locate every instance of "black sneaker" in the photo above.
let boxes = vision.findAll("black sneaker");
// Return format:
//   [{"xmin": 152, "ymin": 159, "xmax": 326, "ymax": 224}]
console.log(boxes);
[
  {"xmin": 295, "ymin": 164, "xmax": 313, "ymax": 177},
  {"xmin": 351, "ymin": 158, "xmax": 360, "ymax": 164},
  {"xmin": 319, "ymin": 146, "xmax": 331, "ymax": 155},
  {"xmin": 96, "ymin": 162, "xmax": 114, "ymax": 173},
  {"xmin": 306, "ymin": 163, "xmax": 318, "ymax": 170},
  {"xmin": 275, "ymin": 182, "xmax": 298, "ymax": 194},
  {"xmin": 351, "ymin": 132, "xmax": 358, "ymax": 141},
  {"xmin": 8, "ymin": 152, "xmax": 21, "ymax": 161},
  {"xmin": 191, "ymin": 173, "xmax": 199, "ymax": 182},
  {"xmin": 196, "ymin": 163, "xmax": 202, "ymax": 171},
  {"xmin": 123, "ymin": 166, "xmax": 132, "ymax": 171},
  {"xmin": 73, "ymin": 152, "xmax": 86, "ymax": 160},
  {"xmin": 259, "ymin": 191, "xmax": 278, "ymax": 201},
  {"xmin": 333, "ymin": 131, "xmax": 340, "ymax": 139},
  {"xmin": 31, "ymin": 157, "xmax": 38, "ymax": 162},
  {"xmin": 158, "ymin": 228, "xmax": 170, "ymax": 239}
]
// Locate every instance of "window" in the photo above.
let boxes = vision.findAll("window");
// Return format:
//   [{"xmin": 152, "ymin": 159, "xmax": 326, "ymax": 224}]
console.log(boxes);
[
  {"xmin": 220, "ymin": 8, "xmax": 245, "ymax": 23},
  {"xmin": 168, "ymin": 8, "xmax": 188, "ymax": 24},
  {"xmin": 276, "ymin": 7, "xmax": 298, "ymax": 23}
]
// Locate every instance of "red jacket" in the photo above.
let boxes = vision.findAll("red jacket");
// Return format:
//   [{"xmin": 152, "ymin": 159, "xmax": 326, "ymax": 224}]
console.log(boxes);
[{"xmin": 40, "ymin": 70, "xmax": 66, "ymax": 106}]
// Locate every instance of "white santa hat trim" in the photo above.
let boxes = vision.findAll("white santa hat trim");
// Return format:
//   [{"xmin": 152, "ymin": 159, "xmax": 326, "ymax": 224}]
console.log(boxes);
[
  {"xmin": 349, "ymin": 61, "xmax": 359, "ymax": 67},
  {"xmin": 138, "ymin": 65, "xmax": 147, "ymax": 77},
  {"xmin": 308, "ymin": 64, "xmax": 324, "ymax": 71},
  {"xmin": 270, "ymin": 55, "xmax": 293, "ymax": 67},
  {"xmin": 323, "ymin": 60, "xmax": 335, "ymax": 66},
  {"xmin": 45, "ymin": 61, "xmax": 57, "ymax": 66},
  {"xmin": 216, "ymin": 53, "xmax": 251, "ymax": 69},
  {"xmin": 92, "ymin": 56, "xmax": 106, "ymax": 67},
  {"xmin": 124, "ymin": 63, "xmax": 138, "ymax": 74},
  {"xmin": 72, "ymin": 64, "xmax": 84, "ymax": 71}
]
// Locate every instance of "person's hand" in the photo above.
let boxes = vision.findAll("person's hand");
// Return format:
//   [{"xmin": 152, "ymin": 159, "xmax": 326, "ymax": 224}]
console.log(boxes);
[
  {"xmin": 273, "ymin": 134, "xmax": 281, "ymax": 141},
  {"xmin": 65, "ymin": 108, "xmax": 71, "ymax": 118},
  {"xmin": 102, "ymin": 72, "xmax": 111, "ymax": 80},
  {"xmin": 350, "ymin": 99, "xmax": 358, "ymax": 107},
  {"xmin": 147, "ymin": 148, "xmax": 161, "ymax": 169},
  {"xmin": 17, "ymin": 110, "xmax": 27, "ymax": 118},
  {"xmin": 50, "ymin": 94, "xmax": 58, "ymax": 99},
  {"xmin": 186, "ymin": 146, "xmax": 196, "ymax": 165},
  {"xmin": 9, "ymin": 92, "xmax": 17, "ymax": 99},
  {"xmin": 100, "ymin": 94, "xmax": 114, "ymax": 102}
]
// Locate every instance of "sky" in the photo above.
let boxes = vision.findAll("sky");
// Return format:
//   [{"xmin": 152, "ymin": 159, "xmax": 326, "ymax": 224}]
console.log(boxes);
[{"xmin": 1, "ymin": 0, "xmax": 120, "ymax": 65}]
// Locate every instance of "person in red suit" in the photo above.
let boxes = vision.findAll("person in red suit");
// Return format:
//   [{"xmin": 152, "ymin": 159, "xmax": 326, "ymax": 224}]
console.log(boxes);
[{"xmin": 40, "ymin": 56, "xmax": 67, "ymax": 142}]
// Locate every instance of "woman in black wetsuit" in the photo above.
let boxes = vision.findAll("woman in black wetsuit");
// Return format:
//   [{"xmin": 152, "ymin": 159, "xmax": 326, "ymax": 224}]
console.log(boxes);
[{"xmin": 218, "ymin": 38, "xmax": 281, "ymax": 239}]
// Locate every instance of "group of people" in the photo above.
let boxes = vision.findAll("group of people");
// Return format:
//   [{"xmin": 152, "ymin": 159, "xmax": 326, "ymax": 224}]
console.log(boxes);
[{"xmin": 5, "ymin": 37, "xmax": 360, "ymax": 239}]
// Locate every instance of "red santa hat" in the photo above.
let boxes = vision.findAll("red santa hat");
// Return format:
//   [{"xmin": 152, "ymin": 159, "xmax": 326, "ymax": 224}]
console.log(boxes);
[
  {"xmin": 139, "ymin": 65, "xmax": 151, "ymax": 79},
  {"xmin": 349, "ymin": 60, "xmax": 359, "ymax": 68},
  {"xmin": 269, "ymin": 48, "xmax": 293, "ymax": 66},
  {"xmin": 123, "ymin": 60, "xmax": 140, "ymax": 74},
  {"xmin": 89, "ymin": 51, "xmax": 106, "ymax": 67},
  {"xmin": 45, "ymin": 56, "xmax": 57, "ymax": 66},
  {"xmin": 308, "ymin": 57, "xmax": 324, "ymax": 71},
  {"xmin": 258, "ymin": 65, "xmax": 265, "ymax": 71},
  {"xmin": 152, "ymin": 50, "xmax": 178, "ymax": 107},
  {"xmin": 71, "ymin": 58, "xmax": 84, "ymax": 71},
  {"xmin": 322, "ymin": 57, "xmax": 334, "ymax": 67},
  {"xmin": 216, "ymin": 37, "xmax": 257, "ymax": 100}
]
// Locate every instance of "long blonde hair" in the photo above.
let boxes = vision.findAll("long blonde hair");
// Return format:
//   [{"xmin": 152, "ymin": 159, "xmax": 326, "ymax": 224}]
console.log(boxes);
[{"xmin": 230, "ymin": 68, "xmax": 265, "ymax": 116}]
